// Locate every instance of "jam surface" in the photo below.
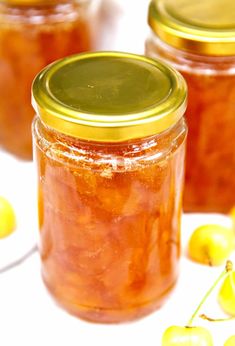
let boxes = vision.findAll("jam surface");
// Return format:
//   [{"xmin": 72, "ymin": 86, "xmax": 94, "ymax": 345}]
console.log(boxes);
[
  {"xmin": 0, "ymin": 2, "xmax": 94, "ymax": 159},
  {"xmin": 34, "ymin": 118, "xmax": 186, "ymax": 323}
]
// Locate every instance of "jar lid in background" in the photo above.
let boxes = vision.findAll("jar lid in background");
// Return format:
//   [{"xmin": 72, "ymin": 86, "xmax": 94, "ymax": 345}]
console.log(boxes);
[
  {"xmin": 32, "ymin": 51, "xmax": 187, "ymax": 142},
  {"xmin": 148, "ymin": 0, "xmax": 235, "ymax": 56}
]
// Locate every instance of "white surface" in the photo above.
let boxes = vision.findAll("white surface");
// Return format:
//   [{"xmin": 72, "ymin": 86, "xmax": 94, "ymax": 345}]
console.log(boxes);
[{"xmin": 0, "ymin": 1, "xmax": 235, "ymax": 345}]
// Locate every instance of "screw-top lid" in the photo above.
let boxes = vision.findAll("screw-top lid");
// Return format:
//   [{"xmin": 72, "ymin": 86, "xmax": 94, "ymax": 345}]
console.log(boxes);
[
  {"xmin": 32, "ymin": 52, "xmax": 187, "ymax": 142},
  {"xmin": 148, "ymin": 0, "xmax": 235, "ymax": 56}
]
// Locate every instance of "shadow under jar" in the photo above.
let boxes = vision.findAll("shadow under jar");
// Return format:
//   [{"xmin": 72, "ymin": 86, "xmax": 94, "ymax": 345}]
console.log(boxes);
[
  {"xmin": 146, "ymin": 0, "xmax": 235, "ymax": 213},
  {"xmin": 0, "ymin": 0, "xmax": 98, "ymax": 160},
  {"xmin": 32, "ymin": 52, "xmax": 187, "ymax": 323}
]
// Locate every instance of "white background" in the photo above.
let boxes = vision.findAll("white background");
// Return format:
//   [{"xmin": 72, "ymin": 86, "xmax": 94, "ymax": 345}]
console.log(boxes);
[{"xmin": 0, "ymin": 1, "xmax": 235, "ymax": 345}]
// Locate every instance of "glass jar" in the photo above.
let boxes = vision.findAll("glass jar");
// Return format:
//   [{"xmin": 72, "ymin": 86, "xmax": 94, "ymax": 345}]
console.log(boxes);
[
  {"xmin": 32, "ymin": 52, "xmax": 187, "ymax": 323},
  {"xmin": 0, "ymin": 0, "xmax": 98, "ymax": 160},
  {"xmin": 146, "ymin": 0, "xmax": 235, "ymax": 213}
]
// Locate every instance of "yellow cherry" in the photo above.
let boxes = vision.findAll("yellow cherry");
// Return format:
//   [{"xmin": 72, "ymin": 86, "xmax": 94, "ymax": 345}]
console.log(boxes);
[
  {"xmin": 0, "ymin": 196, "xmax": 16, "ymax": 239},
  {"xmin": 188, "ymin": 224, "xmax": 234, "ymax": 266},
  {"xmin": 218, "ymin": 271, "xmax": 235, "ymax": 316},
  {"xmin": 161, "ymin": 262, "xmax": 232, "ymax": 346},
  {"xmin": 224, "ymin": 335, "xmax": 235, "ymax": 346},
  {"xmin": 162, "ymin": 326, "xmax": 213, "ymax": 346},
  {"xmin": 230, "ymin": 206, "xmax": 235, "ymax": 230}
]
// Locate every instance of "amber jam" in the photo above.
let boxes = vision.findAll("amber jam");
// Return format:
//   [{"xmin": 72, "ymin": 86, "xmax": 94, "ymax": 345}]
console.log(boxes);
[
  {"xmin": 0, "ymin": 0, "xmax": 97, "ymax": 160},
  {"xmin": 32, "ymin": 52, "xmax": 187, "ymax": 323},
  {"xmin": 147, "ymin": 0, "xmax": 235, "ymax": 213}
]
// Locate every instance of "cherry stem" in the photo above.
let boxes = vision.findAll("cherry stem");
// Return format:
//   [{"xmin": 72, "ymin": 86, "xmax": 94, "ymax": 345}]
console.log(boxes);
[
  {"xmin": 0, "ymin": 245, "xmax": 38, "ymax": 274},
  {"xmin": 187, "ymin": 260, "xmax": 233, "ymax": 327},
  {"xmin": 200, "ymin": 313, "xmax": 235, "ymax": 322}
]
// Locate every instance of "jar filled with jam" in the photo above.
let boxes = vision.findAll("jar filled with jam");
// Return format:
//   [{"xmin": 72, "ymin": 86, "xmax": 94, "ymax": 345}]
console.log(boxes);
[
  {"xmin": 32, "ymin": 52, "xmax": 187, "ymax": 323},
  {"xmin": 146, "ymin": 0, "xmax": 235, "ymax": 213},
  {"xmin": 0, "ymin": 0, "xmax": 99, "ymax": 160}
]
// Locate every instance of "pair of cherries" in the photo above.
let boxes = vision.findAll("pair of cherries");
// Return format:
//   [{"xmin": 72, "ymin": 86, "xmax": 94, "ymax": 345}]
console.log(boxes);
[{"xmin": 162, "ymin": 214, "xmax": 235, "ymax": 346}]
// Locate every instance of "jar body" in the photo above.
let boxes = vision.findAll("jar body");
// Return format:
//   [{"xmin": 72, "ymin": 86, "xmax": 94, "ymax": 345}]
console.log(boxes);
[
  {"xmin": 146, "ymin": 35, "xmax": 235, "ymax": 213},
  {"xmin": 0, "ymin": 1, "xmax": 97, "ymax": 160},
  {"xmin": 33, "ymin": 116, "xmax": 187, "ymax": 323}
]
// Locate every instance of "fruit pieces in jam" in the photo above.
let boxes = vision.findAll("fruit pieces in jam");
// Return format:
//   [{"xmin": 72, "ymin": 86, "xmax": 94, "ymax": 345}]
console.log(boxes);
[
  {"xmin": 34, "ymin": 117, "xmax": 187, "ymax": 323},
  {"xmin": 0, "ymin": 2, "xmax": 94, "ymax": 160},
  {"xmin": 146, "ymin": 39, "xmax": 235, "ymax": 213},
  {"xmin": 182, "ymin": 70, "xmax": 235, "ymax": 213}
]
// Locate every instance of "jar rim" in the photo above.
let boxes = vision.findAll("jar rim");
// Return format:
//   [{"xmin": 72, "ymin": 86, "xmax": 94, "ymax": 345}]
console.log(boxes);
[
  {"xmin": 32, "ymin": 51, "xmax": 187, "ymax": 142},
  {"xmin": 148, "ymin": 0, "xmax": 235, "ymax": 56}
]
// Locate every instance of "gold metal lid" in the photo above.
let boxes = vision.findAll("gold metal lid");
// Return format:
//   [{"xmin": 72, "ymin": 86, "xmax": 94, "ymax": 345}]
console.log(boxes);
[
  {"xmin": 148, "ymin": 0, "xmax": 235, "ymax": 56},
  {"xmin": 32, "ymin": 52, "xmax": 187, "ymax": 142}
]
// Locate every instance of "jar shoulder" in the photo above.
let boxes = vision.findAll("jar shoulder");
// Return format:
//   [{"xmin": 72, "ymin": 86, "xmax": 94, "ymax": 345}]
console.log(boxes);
[
  {"xmin": 0, "ymin": 1, "xmax": 90, "ymax": 25},
  {"xmin": 33, "ymin": 117, "xmax": 187, "ymax": 171},
  {"xmin": 146, "ymin": 34, "xmax": 235, "ymax": 75}
]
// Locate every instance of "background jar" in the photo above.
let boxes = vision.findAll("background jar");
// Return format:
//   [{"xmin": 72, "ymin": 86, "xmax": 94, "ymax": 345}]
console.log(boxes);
[
  {"xmin": 32, "ymin": 52, "xmax": 187, "ymax": 323},
  {"xmin": 0, "ymin": 0, "xmax": 99, "ymax": 160},
  {"xmin": 146, "ymin": 0, "xmax": 235, "ymax": 213}
]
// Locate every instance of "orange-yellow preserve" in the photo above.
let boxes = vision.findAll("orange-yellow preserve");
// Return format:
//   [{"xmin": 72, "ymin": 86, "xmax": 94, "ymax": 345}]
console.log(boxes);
[
  {"xmin": 0, "ymin": 0, "xmax": 98, "ymax": 160},
  {"xmin": 147, "ymin": 0, "xmax": 235, "ymax": 213},
  {"xmin": 32, "ymin": 52, "xmax": 187, "ymax": 323}
]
